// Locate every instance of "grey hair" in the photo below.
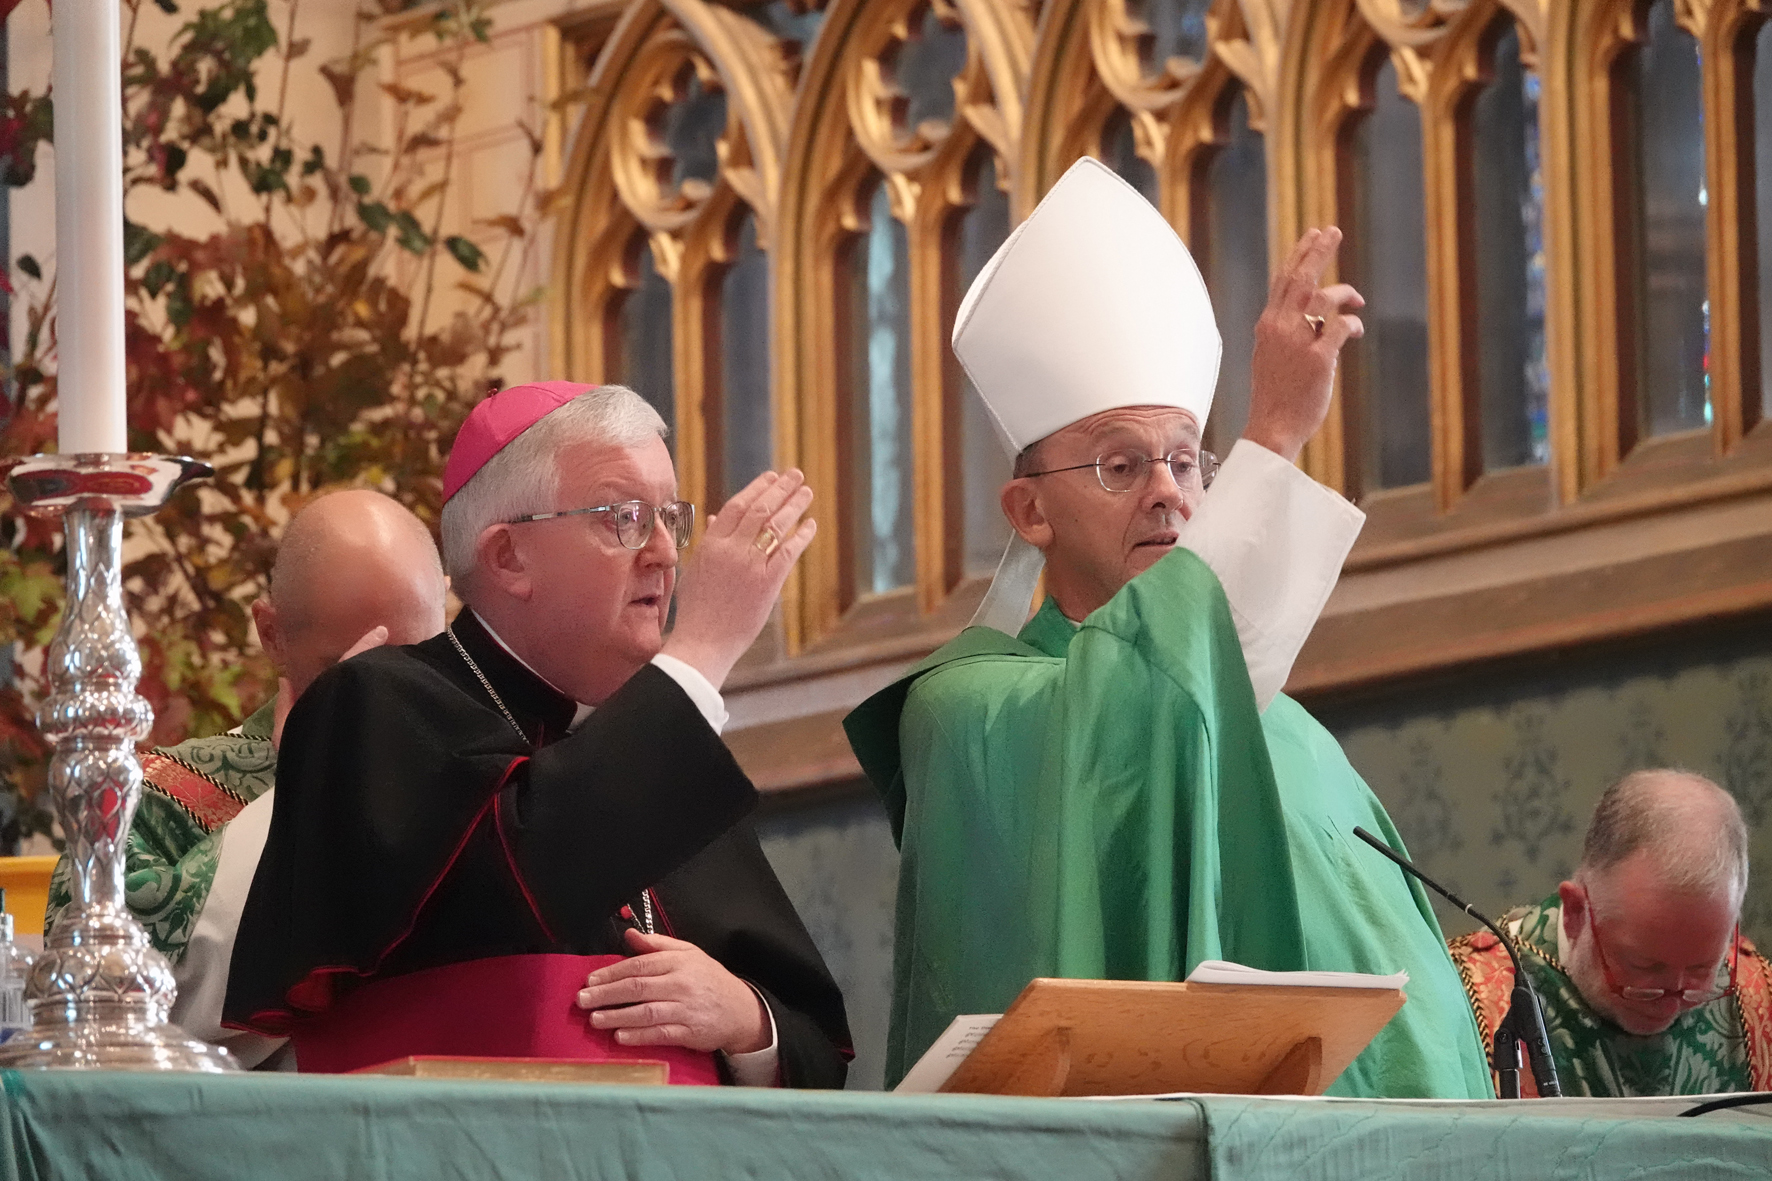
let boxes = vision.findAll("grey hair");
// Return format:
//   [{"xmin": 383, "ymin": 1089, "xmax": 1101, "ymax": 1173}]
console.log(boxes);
[
  {"xmin": 1579, "ymin": 769, "xmax": 1749, "ymax": 906},
  {"xmin": 440, "ymin": 385, "xmax": 666, "ymax": 593}
]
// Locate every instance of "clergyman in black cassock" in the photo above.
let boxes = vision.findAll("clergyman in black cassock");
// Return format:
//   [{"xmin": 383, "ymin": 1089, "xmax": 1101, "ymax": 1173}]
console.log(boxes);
[{"xmin": 224, "ymin": 381, "xmax": 850, "ymax": 1087}]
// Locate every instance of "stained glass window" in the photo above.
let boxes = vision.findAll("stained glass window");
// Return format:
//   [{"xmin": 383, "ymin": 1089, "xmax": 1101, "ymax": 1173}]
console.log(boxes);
[
  {"xmin": 891, "ymin": 4, "xmax": 968, "ymax": 136},
  {"xmin": 662, "ymin": 69, "xmax": 725, "ymax": 192},
  {"xmin": 1630, "ymin": 0, "xmax": 1709, "ymax": 437},
  {"xmin": 1753, "ymin": 21, "xmax": 1772, "ymax": 420},
  {"xmin": 1471, "ymin": 25, "xmax": 1549, "ymax": 469},
  {"xmin": 1104, "ymin": 108, "xmax": 1160, "ymax": 204},
  {"xmin": 1346, "ymin": 56, "xmax": 1432, "ymax": 490},
  {"xmin": 956, "ymin": 152, "xmax": 1014, "ymax": 575},
  {"xmin": 1202, "ymin": 88, "xmax": 1267, "ymax": 451},
  {"xmin": 720, "ymin": 212, "xmax": 771, "ymax": 500},
  {"xmin": 617, "ymin": 237, "xmax": 675, "ymax": 443},
  {"xmin": 746, "ymin": 0, "xmax": 825, "ymax": 60},
  {"xmin": 845, "ymin": 181, "xmax": 915, "ymax": 597},
  {"xmin": 1128, "ymin": 0, "xmax": 1209, "ymax": 70}
]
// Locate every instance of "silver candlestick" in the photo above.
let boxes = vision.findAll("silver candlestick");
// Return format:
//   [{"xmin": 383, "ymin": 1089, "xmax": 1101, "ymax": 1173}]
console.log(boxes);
[{"xmin": 0, "ymin": 453, "xmax": 235, "ymax": 1070}]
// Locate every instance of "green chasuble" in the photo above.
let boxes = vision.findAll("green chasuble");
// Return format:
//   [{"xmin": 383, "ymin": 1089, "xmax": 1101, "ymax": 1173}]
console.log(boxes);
[
  {"xmin": 845, "ymin": 547, "xmax": 1492, "ymax": 1097},
  {"xmin": 1507, "ymin": 898, "xmax": 1755, "ymax": 1095},
  {"xmin": 45, "ymin": 702, "xmax": 278, "ymax": 961}
]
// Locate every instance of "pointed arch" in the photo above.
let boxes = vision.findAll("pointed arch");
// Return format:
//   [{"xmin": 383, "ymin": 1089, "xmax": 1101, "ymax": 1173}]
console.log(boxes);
[
  {"xmin": 551, "ymin": 0, "xmax": 795, "ymax": 515},
  {"xmin": 775, "ymin": 0, "xmax": 1032, "ymax": 645}
]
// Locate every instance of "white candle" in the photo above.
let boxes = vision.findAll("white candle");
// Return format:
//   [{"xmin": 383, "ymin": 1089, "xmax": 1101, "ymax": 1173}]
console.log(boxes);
[{"xmin": 53, "ymin": 0, "xmax": 129, "ymax": 456}]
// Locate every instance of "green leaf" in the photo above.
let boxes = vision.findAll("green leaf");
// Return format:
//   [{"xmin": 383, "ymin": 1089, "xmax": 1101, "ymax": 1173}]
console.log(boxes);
[
  {"xmin": 444, "ymin": 235, "xmax": 484, "ymax": 272},
  {"xmin": 143, "ymin": 260, "xmax": 177, "ymax": 297},
  {"xmin": 166, "ymin": 277, "xmax": 194, "ymax": 328},
  {"xmin": 357, "ymin": 201, "xmax": 392, "ymax": 234},
  {"xmin": 17, "ymin": 255, "xmax": 40, "ymax": 280},
  {"xmin": 302, "ymin": 145, "xmax": 327, "ymax": 177},
  {"xmin": 123, "ymin": 220, "xmax": 164, "ymax": 268},
  {"xmin": 393, "ymin": 210, "xmax": 431, "ymax": 255},
  {"xmin": 155, "ymin": 0, "xmax": 179, "ymax": 12},
  {"xmin": 348, "ymin": 174, "xmax": 370, "ymax": 196}
]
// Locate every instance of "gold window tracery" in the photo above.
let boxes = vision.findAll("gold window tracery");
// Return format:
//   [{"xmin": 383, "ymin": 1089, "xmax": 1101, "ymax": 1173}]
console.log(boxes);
[{"xmin": 549, "ymin": 0, "xmax": 1772, "ymax": 784}]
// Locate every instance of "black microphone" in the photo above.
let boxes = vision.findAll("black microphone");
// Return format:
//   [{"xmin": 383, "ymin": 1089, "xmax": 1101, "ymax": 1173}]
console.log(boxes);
[{"xmin": 1352, "ymin": 826, "xmax": 1563, "ymax": 1099}]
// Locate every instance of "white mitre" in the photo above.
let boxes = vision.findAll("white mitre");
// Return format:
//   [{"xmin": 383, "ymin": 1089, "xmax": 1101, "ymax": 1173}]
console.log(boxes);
[{"xmin": 954, "ymin": 156, "xmax": 1222, "ymax": 633}]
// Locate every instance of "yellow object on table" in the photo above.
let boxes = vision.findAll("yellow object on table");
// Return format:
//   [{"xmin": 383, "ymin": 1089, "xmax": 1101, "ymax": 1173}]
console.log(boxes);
[{"xmin": 0, "ymin": 856, "xmax": 59, "ymax": 936}]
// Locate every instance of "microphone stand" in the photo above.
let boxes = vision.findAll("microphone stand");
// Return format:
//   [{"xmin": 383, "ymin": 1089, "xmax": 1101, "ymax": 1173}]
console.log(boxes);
[{"xmin": 1352, "ymin": 827, "xmax": 1563, "ymax": 1099}]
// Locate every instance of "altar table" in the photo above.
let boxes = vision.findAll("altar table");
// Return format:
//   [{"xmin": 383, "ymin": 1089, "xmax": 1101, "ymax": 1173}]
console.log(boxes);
[{"xmin": 1, "ymin": 1071, "xmax": 1766, "ymax": 1180}]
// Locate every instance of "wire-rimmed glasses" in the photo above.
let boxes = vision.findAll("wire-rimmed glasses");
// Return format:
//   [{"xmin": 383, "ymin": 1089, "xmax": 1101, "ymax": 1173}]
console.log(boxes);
[
  {"xmin": 1587, "ymin": 906, "xmax": 1738, "ymax": 1006},
  {"xmin": 1022, "ymin": 448, "xmax": 1220, "ymax": 493},
  {"xmin": 508, "ymin": 500, "xmax": 696, "ymax": 550}
]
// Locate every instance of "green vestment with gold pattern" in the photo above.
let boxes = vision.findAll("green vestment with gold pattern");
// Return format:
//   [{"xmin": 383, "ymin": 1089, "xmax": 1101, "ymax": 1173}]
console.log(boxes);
[
  {"xmin": 1451, "ymin": 897, "xmax": 1770, "ymax": 1096},
  {"xmin": 44, "ymin": 702, "xmax": 277, "ymax": 962},
  {"xmin": 845, "ymin": 547, "xmax": 1494, "ymax": 1098}
]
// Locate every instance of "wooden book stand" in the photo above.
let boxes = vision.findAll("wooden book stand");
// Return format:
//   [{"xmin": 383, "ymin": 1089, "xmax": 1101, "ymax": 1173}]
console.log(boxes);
[{"xmin": 939, "ymin": 977, "xmax": 1404, "ymax": 1097}]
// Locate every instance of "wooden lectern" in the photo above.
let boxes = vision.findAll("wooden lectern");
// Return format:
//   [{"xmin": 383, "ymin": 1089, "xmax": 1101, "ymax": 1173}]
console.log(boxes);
[{"xmin": 939, "ymin": 978, "xmax": 1404, "ymax": 1097}]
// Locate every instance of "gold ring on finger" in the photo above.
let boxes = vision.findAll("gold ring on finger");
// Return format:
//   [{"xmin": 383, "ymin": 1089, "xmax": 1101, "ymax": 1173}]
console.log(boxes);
[
  {"xmin": 754, "ymin": 527, "xmax": 779, "ymax": 554},
  {"xmin": 1304, "ymin": 313, "xmax": 1326, "ymax": 337}
]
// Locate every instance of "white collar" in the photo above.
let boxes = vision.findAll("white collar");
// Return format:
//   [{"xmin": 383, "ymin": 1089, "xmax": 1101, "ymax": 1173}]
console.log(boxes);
[{"xmin": 470, "ymin": 609, "xmax": 595, "ymax": 731}]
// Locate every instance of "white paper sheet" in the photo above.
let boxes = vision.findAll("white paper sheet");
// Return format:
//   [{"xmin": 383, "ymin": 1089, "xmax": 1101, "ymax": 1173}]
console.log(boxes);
[
  {"xmin": 893, "ymin": 1014, "xmax": 1002, "ymax": 1094},
  {"xmin": 1185, "ymin": 959, "xmax": 1408, "ymax": 990}
]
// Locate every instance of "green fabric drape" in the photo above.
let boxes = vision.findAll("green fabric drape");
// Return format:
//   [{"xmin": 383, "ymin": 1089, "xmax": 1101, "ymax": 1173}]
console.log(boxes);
[
  {"xmin": 846, "ymin": 547, "xmax": 1491, "ymax": 1097},
  {"xmin": 1, "ymin": 1070, "xmax": 1767, "ymax": 1181}
]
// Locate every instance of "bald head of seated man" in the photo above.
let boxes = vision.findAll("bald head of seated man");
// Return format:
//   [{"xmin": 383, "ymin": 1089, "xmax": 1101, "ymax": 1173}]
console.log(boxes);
[
  {"xmin": 252, "ymin": 488, "xmax": 449, "ymax": 743},
  {"xmin": 42, "ymin": 489, "xmax": 449, "ymax": 1067},
  {"xmin": 1449, "ymin": 769, "xmax": 1768, "ymax": 1096}
]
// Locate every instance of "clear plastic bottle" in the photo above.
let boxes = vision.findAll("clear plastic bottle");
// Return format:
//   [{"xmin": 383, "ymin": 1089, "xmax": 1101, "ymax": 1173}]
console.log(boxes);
[{"xmin": 0, "ymin": 889, "xmax": 33, "ymax": 1044}]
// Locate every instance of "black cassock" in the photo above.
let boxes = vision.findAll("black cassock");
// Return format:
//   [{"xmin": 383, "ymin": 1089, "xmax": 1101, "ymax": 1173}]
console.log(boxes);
[{"xmin": 224, "ymin": 609, "xmax": 852, "ymax": 1088}]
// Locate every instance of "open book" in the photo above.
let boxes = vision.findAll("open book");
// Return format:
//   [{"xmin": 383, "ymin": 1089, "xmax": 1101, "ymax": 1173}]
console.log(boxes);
[
  {"xmin": 1183, "ymin": 960, "xmax": 1408, "ymax": 990},
  {"xmin": 895, "ymin": 962, "xmax": 1409, "ymax": 1095}
]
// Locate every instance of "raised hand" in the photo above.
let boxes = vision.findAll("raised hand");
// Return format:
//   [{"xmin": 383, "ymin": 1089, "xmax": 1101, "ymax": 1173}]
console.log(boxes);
[
  {"xmin": 662, "ymin": 469, "xmax": 816, "ymax": 690},
  {"xmin": 1244, "ymin": 227, "xmax": 1366, "ymax": 463},
  {"xmin": 576, "ymin": 927, "xmax": 772, "ymax": 1055}
]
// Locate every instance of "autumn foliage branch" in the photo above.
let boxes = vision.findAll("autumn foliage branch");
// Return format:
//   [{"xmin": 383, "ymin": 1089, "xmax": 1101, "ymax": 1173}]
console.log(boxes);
[{"xmin": 0, "ymin": 0, "xmax": 542, "ymax": 847}]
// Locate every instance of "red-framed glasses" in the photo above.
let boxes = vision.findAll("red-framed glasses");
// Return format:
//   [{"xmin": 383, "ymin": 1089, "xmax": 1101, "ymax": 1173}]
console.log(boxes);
[{"xmin": 1586, "ymin": 906, "xmax": 1739, "ymax": 1006}]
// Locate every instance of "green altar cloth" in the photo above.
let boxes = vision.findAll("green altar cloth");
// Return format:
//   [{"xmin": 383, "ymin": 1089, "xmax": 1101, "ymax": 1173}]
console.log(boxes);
[{"xmin": 1, "ymin": 1071, "xmax": 1766, "ymax": 1180}]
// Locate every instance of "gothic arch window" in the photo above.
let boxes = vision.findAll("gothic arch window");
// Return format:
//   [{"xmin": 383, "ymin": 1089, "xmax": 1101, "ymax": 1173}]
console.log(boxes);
[
  {"xmin": 1621, "ymin": 1, "xmax": 1710, "ymax": 441},
  {"xmin": 954, "ymin": 147, "xmax": 1015, "ymax": 574},
  {"xmin": 1558, "ymin": 0, "xmax": 1752, "ymax": 490},
  {"xmin": 717, "ymin": 209, "xmax": 773, "ymax": 499},
  {"xmin": 840, "ymin": 173, "xmax": 917, "ymax": 600},
  {"xmin": 1025, "ymin": 0, "xmax": 1275, "ymax": 460},
  {"xmin": 777, "ymin": 0, "xmax": 1032, "ymax": 642},
  {"xmin": 613, "ymin": 235, "xmax": 678, "ymax": 433},
  {"xmin": 1681, "ymin": 0, "xmax": 1771, "ymax": 459},
  {"xmin": 1287, "ymin": 0, "xmax": 1552, "ymax": 518},
  {"xmin": 1190, "ymin": 85, "xmax": 1268, "ymax": 451},
  {"xmin": 540, "ymin": 0, "xmax": 1772, "ymax": 741},
  {"xmin": 1343, "ymin": 49, "xmax": 1434, "ymax": 495},
  {"xmin": 1468, "ymin": 21, "xmax": 1549, "ymax": 473},
  {"xmin": 553, "ymin": 0, "xmax": 795, "ymax": 519},
  {"xmin": 1754, "ymin": 16, "xmax": 1772, "ymax": 437}
]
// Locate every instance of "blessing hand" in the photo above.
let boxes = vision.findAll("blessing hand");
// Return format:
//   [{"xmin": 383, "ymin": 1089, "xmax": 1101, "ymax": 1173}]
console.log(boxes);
[
  {"xmin": 576, "ymin": 927, "xmax": 772, "ymax": 1055},
  {"xmin": 1244, "ymin": 227, "xmax": 1366, "ymax": 463},
  {"xmin": 662, "ymin": 469, "xmax": 816, "ymax": 689}
]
